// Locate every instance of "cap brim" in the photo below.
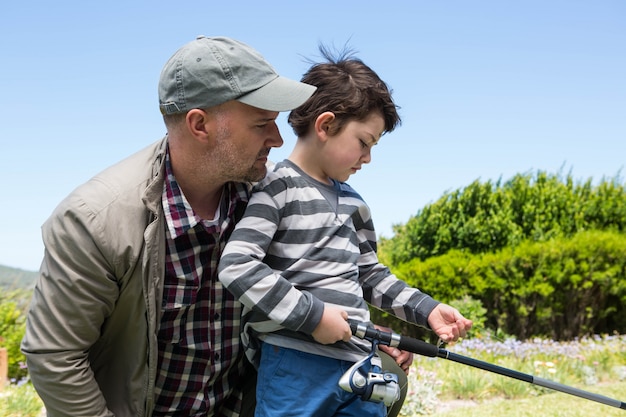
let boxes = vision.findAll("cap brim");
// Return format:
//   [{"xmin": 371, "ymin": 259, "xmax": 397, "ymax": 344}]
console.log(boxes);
[{"xmin": 237, "ymin": 76, "xmax": 316, "ymax": 112}]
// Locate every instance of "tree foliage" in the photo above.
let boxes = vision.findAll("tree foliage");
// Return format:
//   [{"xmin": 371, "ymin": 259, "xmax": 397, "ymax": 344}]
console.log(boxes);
[
  {"xmin": 375, "ymin": 171, "xmax": 626, "ymax": 340},
  {"xmin": 380, "ymin": 171, "xmax": 626, "ymax": 267}
]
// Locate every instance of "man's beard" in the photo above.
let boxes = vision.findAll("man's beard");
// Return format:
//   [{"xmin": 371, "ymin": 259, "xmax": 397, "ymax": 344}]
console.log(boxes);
[
  {"xmin": 213, "ymin": 144, "xmax": 269, "ymax": 184},
  {"xmin": 246, "ymin": 148, "xmax": 271, "ymax": 182},
  {"xmin": 242, "ymin": 161, "xmax": 267, "ymax": 183},
  {"xmin": 210, "ymin": 119, "xmax": 270, "ymax": 183}
]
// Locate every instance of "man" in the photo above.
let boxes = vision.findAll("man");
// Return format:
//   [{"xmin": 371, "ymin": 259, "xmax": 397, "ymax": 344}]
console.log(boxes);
[{"xmin": 21, "ymin": 36, "xmax": 412, "ymax": 416}]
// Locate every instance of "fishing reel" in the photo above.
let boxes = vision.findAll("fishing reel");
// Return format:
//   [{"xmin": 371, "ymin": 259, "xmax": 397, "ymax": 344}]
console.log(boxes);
[{"xmin": 338, "ymin": 339, "xmax": 400, "ymax": 407}]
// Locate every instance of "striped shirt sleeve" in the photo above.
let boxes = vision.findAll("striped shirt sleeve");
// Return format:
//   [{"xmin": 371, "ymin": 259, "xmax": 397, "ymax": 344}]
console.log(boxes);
[{"xmin": 218, "ymin": 177, "xmax": 325, "ymax": 335}]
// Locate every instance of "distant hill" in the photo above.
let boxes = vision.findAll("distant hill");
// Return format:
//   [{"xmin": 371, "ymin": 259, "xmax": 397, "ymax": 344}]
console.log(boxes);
[{"xmin": 0, "ymin": 264, "xmax": 39, "ymax": 290}]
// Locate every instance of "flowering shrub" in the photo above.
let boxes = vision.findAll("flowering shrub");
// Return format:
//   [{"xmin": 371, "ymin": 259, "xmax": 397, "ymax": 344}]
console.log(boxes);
[{"xmin": 400, "ymin": 365, "xmax": 443, "ymax": 415}]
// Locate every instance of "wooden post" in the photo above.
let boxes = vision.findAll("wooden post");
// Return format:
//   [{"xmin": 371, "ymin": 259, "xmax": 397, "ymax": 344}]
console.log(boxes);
[{"xmin": 0, "ymin": 347, "xmax": 7, "ymax": 391}]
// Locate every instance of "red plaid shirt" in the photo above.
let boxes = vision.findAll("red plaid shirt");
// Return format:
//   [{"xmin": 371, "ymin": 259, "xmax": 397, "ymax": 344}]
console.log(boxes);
[{"xmin": 154, "ymin": 150, "xmax": 250, "ymax": 416}]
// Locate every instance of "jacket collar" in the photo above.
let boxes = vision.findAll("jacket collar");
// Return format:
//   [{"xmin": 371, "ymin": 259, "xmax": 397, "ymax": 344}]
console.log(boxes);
[{"xmin": 142, "ymin": 136, "xmax": 168, "ymax": 215}]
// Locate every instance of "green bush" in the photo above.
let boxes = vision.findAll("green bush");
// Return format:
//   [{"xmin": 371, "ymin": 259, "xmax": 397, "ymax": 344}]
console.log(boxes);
[
  {"xmin": 0, "ymin": 290, "xmax": 30, "ymax": 382},
  {"xmin": 381, "ymin": 171, "xmax": 626, "ymax": 267},
  {"xmin": 380, "ymin": 230, "xmax": 626, "ymax": 340}
]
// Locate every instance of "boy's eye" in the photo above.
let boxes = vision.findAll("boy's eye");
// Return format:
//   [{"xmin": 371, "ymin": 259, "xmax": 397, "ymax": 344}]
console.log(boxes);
[{"xmin": 359, "ymin": 140, "xmax": 368, "ymax": 149}]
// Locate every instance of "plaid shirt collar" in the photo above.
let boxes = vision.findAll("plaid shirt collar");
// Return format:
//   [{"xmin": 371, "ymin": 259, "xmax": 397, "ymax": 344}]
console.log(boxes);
[{"xmin": 162, "ymin": 147, "xmax": 250, "ymax": 238}]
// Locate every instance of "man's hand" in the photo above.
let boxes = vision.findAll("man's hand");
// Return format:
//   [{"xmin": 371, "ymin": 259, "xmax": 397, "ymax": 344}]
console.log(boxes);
[
  {"xmin": 374, "ymin": 324, "xmax": 414, "ymax": 374},
  {"xmin": 311, "ymin": 305, "xmax": 352, "ymax": 344}
]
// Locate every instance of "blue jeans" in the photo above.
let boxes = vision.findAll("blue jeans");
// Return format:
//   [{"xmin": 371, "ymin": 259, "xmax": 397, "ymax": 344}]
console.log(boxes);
[{"xmin": 255, "ymin": 343, "xmax": 386, "ymax": 417}]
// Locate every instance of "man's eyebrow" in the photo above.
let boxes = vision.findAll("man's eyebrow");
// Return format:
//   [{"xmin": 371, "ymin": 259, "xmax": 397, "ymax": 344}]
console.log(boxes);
[{"xmin": 254, "ymin": 114, "xmax": 278, "ymax": 123}]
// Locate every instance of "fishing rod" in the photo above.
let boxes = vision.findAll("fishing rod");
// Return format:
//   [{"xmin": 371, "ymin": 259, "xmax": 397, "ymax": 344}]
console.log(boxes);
[{"xmin": 348, "ymin": 320, "xmax": 626, "ymax": 411}]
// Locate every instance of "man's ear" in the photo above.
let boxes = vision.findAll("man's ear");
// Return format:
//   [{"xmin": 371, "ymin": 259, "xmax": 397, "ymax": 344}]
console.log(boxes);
[
  {"xmin": 314, "ymin": 111, "xmax": 336, "ymax": 141},
  {"xmin": 185, "ymin": 109, "xmax": 212, "ymax": 143}
]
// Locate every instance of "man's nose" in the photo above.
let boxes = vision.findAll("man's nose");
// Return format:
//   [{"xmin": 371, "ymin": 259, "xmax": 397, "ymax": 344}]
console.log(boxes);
[{"xmin": 267, "ymin": 123, "xmax": 284, "ymax": 148}]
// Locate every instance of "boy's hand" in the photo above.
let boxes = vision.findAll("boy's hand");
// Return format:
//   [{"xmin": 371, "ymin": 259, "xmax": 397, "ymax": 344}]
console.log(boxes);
[
  {"xmin": 428, "ymin": 304, "xmax": 473, "ymax": 343},
  {"xmin": 311, "ymin": 305, "xmax": 352, "ymax": 344}
]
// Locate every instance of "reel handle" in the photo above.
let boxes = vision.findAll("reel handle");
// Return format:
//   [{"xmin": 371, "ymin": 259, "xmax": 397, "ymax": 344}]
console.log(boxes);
[{"xmin": 348, "ymin": 320, "xmax": 439, "ymax": 357}]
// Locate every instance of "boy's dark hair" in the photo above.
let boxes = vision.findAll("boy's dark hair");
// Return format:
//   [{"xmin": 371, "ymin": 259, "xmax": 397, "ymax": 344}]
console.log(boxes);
[{"xmin": 288, "ymin": 44, "xmax": 401, "ymax": 137}]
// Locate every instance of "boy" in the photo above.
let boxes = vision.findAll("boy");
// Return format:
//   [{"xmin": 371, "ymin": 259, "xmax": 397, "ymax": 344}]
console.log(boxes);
[{"xmin": 218, "ymin": 47, "xmax": 472, "ymax": 417}]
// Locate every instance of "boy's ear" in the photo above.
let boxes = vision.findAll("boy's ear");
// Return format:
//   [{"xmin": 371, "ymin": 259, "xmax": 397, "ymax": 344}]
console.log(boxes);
[{"xmin": 314, "ymin": 111, "xmax": 336, "ymax": 141}]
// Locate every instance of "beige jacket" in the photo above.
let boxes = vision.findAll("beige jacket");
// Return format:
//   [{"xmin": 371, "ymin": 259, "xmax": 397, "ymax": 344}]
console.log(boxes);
[{"xmin": 22, "ymin": 138, "xmax": 168, "ymax": 417}]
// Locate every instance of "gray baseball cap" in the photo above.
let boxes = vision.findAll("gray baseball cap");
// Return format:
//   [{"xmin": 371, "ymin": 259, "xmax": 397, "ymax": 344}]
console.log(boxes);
[{"xmin": 159, "ymin": 36, "xmax": 316, "ymax": 114}]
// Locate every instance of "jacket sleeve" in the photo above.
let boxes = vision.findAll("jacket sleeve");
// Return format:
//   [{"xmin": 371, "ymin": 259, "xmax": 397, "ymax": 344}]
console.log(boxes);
[
  {"xmin": 218, "ymin": 190, "xmax": 324, "ymax": 335},
  {"xmin": 21, "ymin": 192, "xmax": 118, "ymax": 417}
]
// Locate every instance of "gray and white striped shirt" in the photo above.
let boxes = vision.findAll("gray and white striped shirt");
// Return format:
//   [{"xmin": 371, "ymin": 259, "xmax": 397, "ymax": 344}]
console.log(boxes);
[{"xmin": 218, "ymin": 160, "xmax": 438, "ymax": 367}]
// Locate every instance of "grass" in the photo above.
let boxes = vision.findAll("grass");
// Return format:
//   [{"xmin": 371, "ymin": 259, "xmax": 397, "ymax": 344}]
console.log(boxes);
[
  {"xmin": 0, "ymin": 382, "xmax": 43, "ymax": 417},
  {"xmin": 399, "ymin": 332, "xmax": 626, "ymax": 416},
  {"xmin": 429, "ymin": 382, "xmax": 626, "ymax": 417}
]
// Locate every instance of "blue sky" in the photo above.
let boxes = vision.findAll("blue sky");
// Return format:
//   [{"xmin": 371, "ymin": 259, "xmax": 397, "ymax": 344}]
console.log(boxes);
[{"xmin": 1, "ymin": 1, "xmax": 624, "ymax": 271}]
